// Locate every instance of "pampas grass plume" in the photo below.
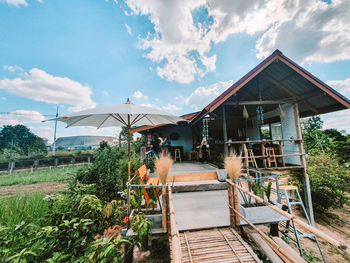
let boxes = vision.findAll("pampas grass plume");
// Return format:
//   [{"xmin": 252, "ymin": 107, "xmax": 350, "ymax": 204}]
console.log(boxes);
[
  {"xmin": 224, "ymin": 154, "xmax": 242, "ymax": 182},
  {"xmin": 155, "ymin": 154, "xmax": 173, "ymax": 185}
]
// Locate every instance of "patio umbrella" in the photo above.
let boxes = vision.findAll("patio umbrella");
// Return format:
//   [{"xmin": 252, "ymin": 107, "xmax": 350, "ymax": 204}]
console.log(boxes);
[{"xmin": 47, "ymin": 99, "xmax": 183, "ymax": 210}]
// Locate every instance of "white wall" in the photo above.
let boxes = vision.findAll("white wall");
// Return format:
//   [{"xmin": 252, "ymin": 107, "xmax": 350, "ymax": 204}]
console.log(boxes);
[
  {"xmin": 246, "ymin": 104, "xmax": 301, "ymax": 165},
  {"xmin": 280, "ymin": 104, "xmax": 300, "ymax": 165}
]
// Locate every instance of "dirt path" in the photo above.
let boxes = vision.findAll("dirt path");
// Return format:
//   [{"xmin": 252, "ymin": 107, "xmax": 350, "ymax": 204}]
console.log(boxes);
[{"xmin": 0, "ymin": 182, "xmax": 68, "ymax": 197}]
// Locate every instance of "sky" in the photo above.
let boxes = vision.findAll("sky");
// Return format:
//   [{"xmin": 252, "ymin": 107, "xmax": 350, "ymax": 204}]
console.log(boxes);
[{"xmin": 0, "ymin": 0, "xmax": 349, "ymax": 142}]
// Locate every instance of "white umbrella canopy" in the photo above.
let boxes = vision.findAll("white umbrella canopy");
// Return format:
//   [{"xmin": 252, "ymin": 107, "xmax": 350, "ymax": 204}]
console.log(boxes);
[
  {"xmin": 48, "ymin": 99, "xmax": 184, "ymax": 215},
  {"xmin": 53, "ymin": 101, "xmax": 183, "ymax": 128}
]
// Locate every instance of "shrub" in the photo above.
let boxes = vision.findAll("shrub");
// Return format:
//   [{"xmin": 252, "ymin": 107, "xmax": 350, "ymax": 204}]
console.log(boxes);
[
  {"xmin": 75, "ymin": 146, "xmax": 141, "ymax": 201},
  {"xmin": 292, "ymin": 153, "xmax": 349, "ymax": 211}
]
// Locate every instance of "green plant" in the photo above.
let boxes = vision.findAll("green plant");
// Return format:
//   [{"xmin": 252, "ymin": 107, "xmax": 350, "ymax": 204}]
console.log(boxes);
[
  {"xmin": 130, "ymin": 213, "xmax": 152, "ymax": 249},
  {"xmin": 0, "ymin": 166, "xmax": 80, "ymax": 187},
  {"xmin": 291, "ymin": 153, "xmax": 349, "ymax": 211},
  {"xmin": 86, "ymin": 236, "xmax": 130, "ymax": 263},
  {"xmin": 0, "ymin": 194, "xmax": 49, "ymax": 228},
  {"xmin": 265, "ymin": 182, "xmax": 272, "ymax": 202},
  {"xmin": 75, "ymin": 146, "xmax": 141, "ymax": 201}
]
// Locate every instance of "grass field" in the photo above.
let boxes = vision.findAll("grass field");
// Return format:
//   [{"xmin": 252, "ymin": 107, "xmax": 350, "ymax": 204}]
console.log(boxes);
[
  {"xmin": 0, "ymin": 166, "xmax": 83, "ymax": 187},
  {"xmin": 0, "ymin": 193, "xmax": 49, "ymax": 227}
]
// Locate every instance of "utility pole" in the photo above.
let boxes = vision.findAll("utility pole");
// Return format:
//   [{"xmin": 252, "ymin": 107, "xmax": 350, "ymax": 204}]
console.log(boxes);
[{"xmin": 53, "ymin": 105, "xmax": 59, "ymax": 156}]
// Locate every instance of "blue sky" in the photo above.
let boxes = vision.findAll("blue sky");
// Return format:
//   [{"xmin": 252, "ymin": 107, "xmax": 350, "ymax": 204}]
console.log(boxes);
[{"xmin": 0, "ymin": 0, "xmax": 349, "ymax": 141}]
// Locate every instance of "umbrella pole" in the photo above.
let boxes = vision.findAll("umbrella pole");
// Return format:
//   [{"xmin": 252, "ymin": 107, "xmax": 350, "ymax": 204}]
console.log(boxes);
[{"xmin": 127, "ymin": 115, "xmax": 131, "ymax": 217}]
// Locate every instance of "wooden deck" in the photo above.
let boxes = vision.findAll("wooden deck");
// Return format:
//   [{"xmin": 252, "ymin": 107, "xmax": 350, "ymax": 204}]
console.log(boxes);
[
  {"xmin": 179, "ymin": 228, "xmax": 261, "ymax": 263},
  {"xmin": 167, "ymin": 162, "xmax": 217, "ymax": 182}
]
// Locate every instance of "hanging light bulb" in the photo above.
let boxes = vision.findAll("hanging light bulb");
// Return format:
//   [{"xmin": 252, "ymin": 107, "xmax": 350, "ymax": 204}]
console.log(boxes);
[
  {"xmin": 279, "ymin": 104, "xmax": 286, "ymax": 118},
  {"xmin": 243, "ymin": 105, "xmax": 249, "ymax": 119}
]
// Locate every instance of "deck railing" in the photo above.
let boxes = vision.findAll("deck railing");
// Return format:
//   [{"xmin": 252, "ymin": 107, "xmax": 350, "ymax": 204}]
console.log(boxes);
[
  {"xmin": 226, "ymin": 139, "xmax": 304, "ymax": 169},
  {"xmin": 167, "ymin": 186, "xmax": 182, "ymax": 263}
]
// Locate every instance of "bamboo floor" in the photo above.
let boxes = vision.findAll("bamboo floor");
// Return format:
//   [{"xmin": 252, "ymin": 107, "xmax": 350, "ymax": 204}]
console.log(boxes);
[{"xmin": 179, "ymin": 227, "xmax": 261, "ymax": 263}]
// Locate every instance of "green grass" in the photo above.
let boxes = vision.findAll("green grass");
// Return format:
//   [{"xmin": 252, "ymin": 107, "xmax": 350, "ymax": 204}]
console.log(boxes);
[
  {"xmin": 0, "ymin": 166, "xmax": 83, "ymax": 187},
  {"xmin": 0, "ymin": 194, "xmax": 49, "ymax": 227}
]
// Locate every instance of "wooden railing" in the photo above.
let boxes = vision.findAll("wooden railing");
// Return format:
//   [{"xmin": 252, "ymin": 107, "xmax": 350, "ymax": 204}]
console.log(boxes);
[
  {"xmin": 226, "ymin": 139, "xmax": 303, "ymax": 168},
  {"xmin": 226, "ymin": 179, "xmax": 346, "ymax": 250},
  {"xmin": 167, "ymin": 186, "xmax": 182, "ymax": 263}
]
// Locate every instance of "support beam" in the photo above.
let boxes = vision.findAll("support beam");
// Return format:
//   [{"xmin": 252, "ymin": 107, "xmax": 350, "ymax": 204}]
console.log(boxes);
[
  {"xmin": 225, "ymin": 100, "xmax": 291, "ymax": 105},
  {"xmin": 293, "ymin": 103, "xmax": 315, "ymax": 226},
  {"xmin": 222, "ymin": 105, "xmax": 229, "ymax": 156}
]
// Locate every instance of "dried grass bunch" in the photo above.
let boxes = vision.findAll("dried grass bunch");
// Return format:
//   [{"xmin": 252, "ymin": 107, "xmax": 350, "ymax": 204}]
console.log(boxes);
[
  {"xmin": 155, "ymin": 154, "xmax": 173, "ymax": 185},
  {"xmin": 224, "ymin": 153, "xmax": 242, "ymax": 182}
]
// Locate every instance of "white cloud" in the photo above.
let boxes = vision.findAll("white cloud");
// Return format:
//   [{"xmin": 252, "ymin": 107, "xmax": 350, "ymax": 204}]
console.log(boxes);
[
  {"xmin": 0, "ymin": 67, "xmax": 96, "ymax": 112},
  {"xmin": 1, "ymin": 97, "xmax": 6, "ymax": 100},
  {"xmin": 322, "ymin": 110, "xmax": 350, "ymax": 134},
  {"xmin": 326, "ymin": 78, "xmax": 350, "ymax": 96},
  {"xmin": 133, "ymin": 90, "xmax": 148, "ymax": 100},
  {"xmin": 162, "ymin": 104, "xmax": 181, "ymax": 112},
  {"xmin": 0, "ymin": 0, "xmax": 27, "ymax": 7},
  {"xmin": 102, "ymin": 91, "xmax": 109, "ymax": 96},
  {"xmin": 125, "ymin": 23, "xmax": 132, "ymax": 35},
  {"xmin": 124, "ymin": 0, "xmax": 350, "ymax": 83},
  {"xmin": 255, "ymin": 0, "xmax": 350, "ymax": 64},
  {"xmin": 0, "ymin": 110, "xmax": 45, "ymax": 126},
  {"xmin": 3, "ymin": 65, "xmax": 24, "ymax": 73},
  {"xmin": 30, "ymin": 126, "xmax": 53, "ymax": 140},
  {"xmin": 185, "ymin": 80, "xmax": 233, "ymax": 110}
]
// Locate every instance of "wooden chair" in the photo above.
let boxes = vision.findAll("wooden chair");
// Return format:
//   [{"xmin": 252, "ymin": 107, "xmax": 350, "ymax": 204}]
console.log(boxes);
[
  {"xmin": 265, "ymin": 147, "xmax": 277, "ymax": 167},
  {"xmin": 135, "ymin": 164, "xmax": 159, "ymax": 209},
  {"xmin": 174, "ymin": 148, "xmax": 181, "ymax": 162},
  {"xmin": 247, "ymin": 149, "xmax": 258, "ymax": 168}
]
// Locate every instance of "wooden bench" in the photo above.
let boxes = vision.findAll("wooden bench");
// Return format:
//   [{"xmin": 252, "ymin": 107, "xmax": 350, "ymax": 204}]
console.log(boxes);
[{"xmin": 135, "ymin": 164, "xmax": 159, "ymax": 209}]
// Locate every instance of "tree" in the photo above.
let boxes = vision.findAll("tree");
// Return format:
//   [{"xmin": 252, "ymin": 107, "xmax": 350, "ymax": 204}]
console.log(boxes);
[
  {"xmin": 118, "ymin": 127, "xmax": 132, "ymax": 147},
  {"xmin": 0, "ymin": 125, "xmax": 47, "ymax": 157}
]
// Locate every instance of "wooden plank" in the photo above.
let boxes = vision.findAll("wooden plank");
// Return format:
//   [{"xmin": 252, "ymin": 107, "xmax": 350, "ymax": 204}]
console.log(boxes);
[
  {"xmin": 168, "ymin": 187, "xmax": 182, "ymax": 263},
  {"xmin": 227, "ymin": 179, "xmax": 346, "ymax": 249},
  {"xmin": 272, "ymin": 237, "xmax": 308, "ymax": 263},
  {"xmin": 180, "ymin": 228, "xmax": 260, "ymax": 263},
  {"xmin": 167, "ymin": 172, "xmax": 217, "ymax": 182},
  {"xmin": 249, "ymin": 233, "xmax": 283, "ymax": 263}
]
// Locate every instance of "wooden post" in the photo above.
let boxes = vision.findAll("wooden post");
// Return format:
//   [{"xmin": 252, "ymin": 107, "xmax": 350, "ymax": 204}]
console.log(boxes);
[
  {"xmin": 162, "ymin": 184, "xmax": 167, "ymax": 233},
  {"xmin": 278, "ymin": 140, "xmax": 285, "ymax": 167},
  {"xmin": 227, "ymin": 184, "xmax": 235, "ymax": 227},
  {"xmin": 233, "ymin": 185, "xmax": 239, "ymax": 226},
  {"xmin": 222, "ymin": 105, "xmax": 229, "ymax": 156},
  {"xmin": 242, "ymin": 143, "xmax": 249, "ymax": 167},
  {"xmin": 293, "ymin": 103, "xmax": 314, "ymax": 226}
]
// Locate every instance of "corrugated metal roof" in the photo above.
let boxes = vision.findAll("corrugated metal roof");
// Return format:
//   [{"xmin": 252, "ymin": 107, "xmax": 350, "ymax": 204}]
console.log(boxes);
[{"xmin": 190, "ymin": 49, "xmax": 350, "ymax": 123}]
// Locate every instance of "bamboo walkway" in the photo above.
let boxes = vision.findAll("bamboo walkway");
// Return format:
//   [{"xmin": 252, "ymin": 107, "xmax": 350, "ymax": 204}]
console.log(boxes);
[{"xmin": 179, "ymin": 228, "xmax": 261, "ymax": 263}]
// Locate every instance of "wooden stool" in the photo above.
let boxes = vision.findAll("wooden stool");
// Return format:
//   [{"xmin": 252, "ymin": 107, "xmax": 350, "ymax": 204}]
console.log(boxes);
[
  {"xmin": 247, "ymin": 149, "xmax": 258, "ymax": 168},
  {"xmin": 265, "ymin": 147, "xmax": 277, "ymax": 167},
  {"xmin": 279, "ymin": 185, "xmax": 298, "ymax": 200},
  {"xmin": 174, "ymin": 148, "xmax": 181, "ymax": 162}
]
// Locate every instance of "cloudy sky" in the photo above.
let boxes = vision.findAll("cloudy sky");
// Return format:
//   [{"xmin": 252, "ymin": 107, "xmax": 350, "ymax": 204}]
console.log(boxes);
[{"xmin": 0, "ymin": 0, "xmax": 349, "ymax": 142}]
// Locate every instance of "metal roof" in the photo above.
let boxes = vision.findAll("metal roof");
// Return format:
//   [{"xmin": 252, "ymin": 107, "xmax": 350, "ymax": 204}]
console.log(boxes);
[{"xmin": 191, "ymin": 49, "xmax": 350, "ymax": 124}]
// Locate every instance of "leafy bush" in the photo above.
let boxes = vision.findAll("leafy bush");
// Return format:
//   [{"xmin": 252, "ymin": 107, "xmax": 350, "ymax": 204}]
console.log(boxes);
[
  {"xmin": 75, "ymin": 145, "xmax": 141, "ymax": 201},
  {"xmin": 0, "ymin": 184, "xmax": 128, "ymax": 262},
  {"xmin": 292, "ymin": 153, "xmax": 349, "ymax": 211},
  {"xmin": 131, "ymin": 213, "xmax": 152, "ymax": 249}
]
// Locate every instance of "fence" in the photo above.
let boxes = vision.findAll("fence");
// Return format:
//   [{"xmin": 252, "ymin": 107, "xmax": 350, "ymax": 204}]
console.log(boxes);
[{"xmin": 0, "ymin": 155, "xmax": 93, "ymax": 174}]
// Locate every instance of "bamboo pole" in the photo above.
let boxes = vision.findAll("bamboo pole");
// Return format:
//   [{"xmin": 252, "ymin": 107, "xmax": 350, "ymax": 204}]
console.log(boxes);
[
  {"xmin": 168, "ymin": 187, "xmax": 182, "ymax": 263},
  {"xmin": 229, "ymin": 205, "xmax": 294, "ymax": 263},
  {"xmin": 226, "ymin": 179, "xmax": 346, "ymax": 249}
]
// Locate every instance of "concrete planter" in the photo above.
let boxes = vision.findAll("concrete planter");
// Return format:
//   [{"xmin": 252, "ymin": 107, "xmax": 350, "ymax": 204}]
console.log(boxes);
[
  {"xmin": 216, "ymin": 169, "xmax": 227, "ymax": 182},
  {"xmin": 238, "ymin": 203, "xmax": 284, "ymax": 224}
]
